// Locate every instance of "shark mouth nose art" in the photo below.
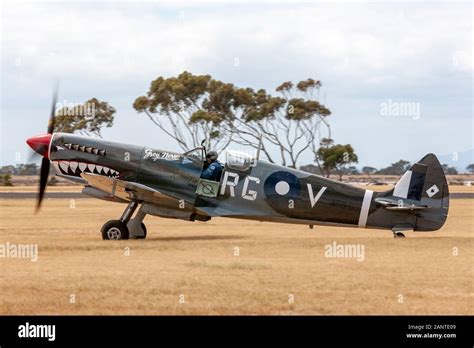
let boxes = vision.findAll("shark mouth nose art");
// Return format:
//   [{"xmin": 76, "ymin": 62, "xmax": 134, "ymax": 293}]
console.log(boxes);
[{"xmin": 52, "ymin": 161, "xmax": 120, "ymax": 178}]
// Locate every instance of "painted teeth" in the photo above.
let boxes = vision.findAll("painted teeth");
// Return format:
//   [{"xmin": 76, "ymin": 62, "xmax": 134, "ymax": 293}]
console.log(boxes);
[
  {"xmin": 59, "ymin": 161, "xmax": 69, "ymax": 172},
  {"xmin": 52, "ymin": 162, "xmax": 61, "ymax": 172},
  {"xmin": 53, "ymin": 161, "xmax": 119, "ymax": 178},
  {"xmin": 70, "ymin": 162, "xmax": 78, "ymax": 172}
]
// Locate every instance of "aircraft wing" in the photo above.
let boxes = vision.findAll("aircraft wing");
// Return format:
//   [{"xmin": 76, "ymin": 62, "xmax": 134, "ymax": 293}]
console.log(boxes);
[
  {"xmin": 79, "ymin": 173, "xmax": 264, "ymax": 219},
  {"xmin": 194, "ymin": 203, "xmax": 268, "ymax": 217},
  {"xmin": 56, "ymin": 173, "xmax": 88, "ymax": 185},
  {"xmin": 80, "ymin": 172, "xmax": 181, "ymax": 207}
]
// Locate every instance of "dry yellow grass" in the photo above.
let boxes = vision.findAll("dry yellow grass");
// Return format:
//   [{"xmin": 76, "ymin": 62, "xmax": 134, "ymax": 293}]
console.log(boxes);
[
  {"xmin": 447, "ymin": 185, "xmax": 474, "ymax": 193},
  {"xmin": 0, "ymin": 197, "xmax": 472, "ymax": 315},
  {"xmin": 0, "ymin": 186, "xmax": 82, "ymax": 192},
  {"xmin": 356, "ymin": 184, "xmax": 474, "ymax": 193}
]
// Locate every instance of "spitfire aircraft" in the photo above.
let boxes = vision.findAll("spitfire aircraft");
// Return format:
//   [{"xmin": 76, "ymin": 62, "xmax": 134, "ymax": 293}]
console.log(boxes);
[{"xmin": 27, "ymin": 91, "xmax": 449, "ymax": 240}]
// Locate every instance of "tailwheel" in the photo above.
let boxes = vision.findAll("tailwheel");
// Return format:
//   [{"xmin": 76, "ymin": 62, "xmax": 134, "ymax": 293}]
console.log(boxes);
[
  {"xmin": 101, "ymin": 220, "xmax": 130, "ymax": 240},
  {"xmin": 393, "ymin": 232, "xmax": 406, "ymax": 238},
  {"xmin": 135, "ymin": 223, "xmax": 147, "ymax": 239}
]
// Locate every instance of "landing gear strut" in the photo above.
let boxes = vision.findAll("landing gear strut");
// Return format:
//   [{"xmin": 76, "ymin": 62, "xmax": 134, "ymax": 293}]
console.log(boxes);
[
  {"xmin": 101, "ymin": 201, "xmax": 147, "ymax": 240},
  {"xmin": 127, "ymin": 205, "xmax": 147, "ymax": 239}
]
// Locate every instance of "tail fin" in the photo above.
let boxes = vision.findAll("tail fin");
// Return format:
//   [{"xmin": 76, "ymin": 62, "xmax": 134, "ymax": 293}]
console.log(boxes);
[{"xmin": 391, "ymin": 154, "xmax": 449, "ymax": 231}]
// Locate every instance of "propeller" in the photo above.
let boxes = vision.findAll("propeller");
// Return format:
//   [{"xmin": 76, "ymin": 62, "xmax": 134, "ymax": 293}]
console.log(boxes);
[{"xmin": 35, "ymin": 82, "xmax": 59, "ymax": 211}]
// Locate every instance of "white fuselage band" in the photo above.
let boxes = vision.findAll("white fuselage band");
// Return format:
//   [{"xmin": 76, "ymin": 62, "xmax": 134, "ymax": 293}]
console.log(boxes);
[{"xmin": 358, "ymin": 190, "xmax": 374, "ymax": 228}]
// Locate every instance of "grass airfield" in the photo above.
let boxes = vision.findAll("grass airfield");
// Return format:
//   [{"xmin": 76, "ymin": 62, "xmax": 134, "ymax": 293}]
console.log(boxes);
[{"xmin": 0, "ymin": 186, "xmax": 472, "ymax": 315}]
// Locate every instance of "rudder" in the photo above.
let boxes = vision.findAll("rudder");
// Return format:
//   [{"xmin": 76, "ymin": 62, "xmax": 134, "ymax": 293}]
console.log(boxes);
[{"xmin": 391, "ymin": 153, "xmax": 449, "ymax": 231}]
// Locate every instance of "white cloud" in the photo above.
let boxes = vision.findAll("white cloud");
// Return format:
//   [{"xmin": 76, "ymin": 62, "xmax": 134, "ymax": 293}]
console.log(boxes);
[
  {"xmin": 1, "ymin": 1, "xmax": 472, "ymax": 167},
  {"xmin": 2, "ymin": 2, "xmax": 471, "ymax": 82}
]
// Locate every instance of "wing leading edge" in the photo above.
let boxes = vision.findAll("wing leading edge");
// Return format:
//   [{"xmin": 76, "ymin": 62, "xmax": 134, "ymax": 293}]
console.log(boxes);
[{"xmin": 80, "ymin": 173, "xmax": 180, "ymax": 207}]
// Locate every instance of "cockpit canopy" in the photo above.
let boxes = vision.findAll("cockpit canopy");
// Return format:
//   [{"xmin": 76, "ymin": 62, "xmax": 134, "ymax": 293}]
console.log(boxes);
[{"xmin": 225, "ymin": 150, "xmax": 256, "ymax": 171}]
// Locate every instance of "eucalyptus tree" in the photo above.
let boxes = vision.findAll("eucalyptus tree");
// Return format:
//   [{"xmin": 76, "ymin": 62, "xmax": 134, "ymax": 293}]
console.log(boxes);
[
  {"xmin": 134, "ymin": 71, "xmax": 249, "ymax": 152},
  {"xmin": 55, "ymin": 98, "xmax": 115, "ymax": 137},
  {"xmin": 231, "ymin": 78, "xmax": 331, "ymax": 168}
]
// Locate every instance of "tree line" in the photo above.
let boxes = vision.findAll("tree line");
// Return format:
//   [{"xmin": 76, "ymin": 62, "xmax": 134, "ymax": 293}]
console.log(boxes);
[
  {"xmin": 132, "ymin": 71, "xmax": 335, "ymax": 169},
  {"xmin": 25, "ymin": 71, "xmax": 472, "ymax": 179},
  {"xmin": 52, "ymin": 71, "xmax": 359, "ymax": 175},
  {"xmin": 3, "ymin": 161, "xmax": 471, "ymax": 177},
  {"xmin": 301, "ymin": 160, "xmax": 467, "ymax": 178}
]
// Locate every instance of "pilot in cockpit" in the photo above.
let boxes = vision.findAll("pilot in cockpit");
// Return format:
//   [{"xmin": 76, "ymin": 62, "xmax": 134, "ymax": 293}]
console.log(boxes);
[{"xmin": 200, "ymin": 151, "xmax": 223, "ymax": 181}]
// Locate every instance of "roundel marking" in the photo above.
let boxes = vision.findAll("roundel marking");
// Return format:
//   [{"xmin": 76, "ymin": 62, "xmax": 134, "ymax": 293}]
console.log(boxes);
[
  {"xmin": 275, "ymin": 181, "xmax": 290, "ymax": 195},
  {"xmin": 264, "ymin": 171, "xmax": 301, "ymax": 200}
]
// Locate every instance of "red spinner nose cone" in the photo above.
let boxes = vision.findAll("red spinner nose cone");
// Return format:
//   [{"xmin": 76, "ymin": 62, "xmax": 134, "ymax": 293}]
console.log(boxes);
[{"xmin": 26, "ymin": 134, "xmax": 52, "ymax": 158}]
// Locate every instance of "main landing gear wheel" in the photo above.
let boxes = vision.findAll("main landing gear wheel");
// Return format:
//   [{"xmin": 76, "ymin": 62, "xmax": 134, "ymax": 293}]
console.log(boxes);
[
  {"xmin": 394, "ymin": 232, "xmax": 406, "ymax": 238},
  {"xmin": 135, "ymin": 223, "xmax": 147, "ymax": 239},
  {"xmin": 101, "ymin": 220, "xmax": 130, "ymax": 240}
]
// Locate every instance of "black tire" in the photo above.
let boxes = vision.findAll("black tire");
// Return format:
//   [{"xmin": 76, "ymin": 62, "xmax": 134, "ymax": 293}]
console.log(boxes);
[
  {"xmin": 395, "ymin": 232, "xmax": 406, "ymax": 238},
  {"xmin": 135, "ymin": 223, "xmax": 147, "ymax": 239},
  {"xmin": 101, "ymin": 220, "xmax": 130, "ymax": 240}
]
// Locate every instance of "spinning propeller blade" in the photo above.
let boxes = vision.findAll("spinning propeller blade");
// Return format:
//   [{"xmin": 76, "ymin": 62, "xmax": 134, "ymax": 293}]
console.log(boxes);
[{"xmin": 26, "ymin": 82, "xmax": 59, "ymax": 211}]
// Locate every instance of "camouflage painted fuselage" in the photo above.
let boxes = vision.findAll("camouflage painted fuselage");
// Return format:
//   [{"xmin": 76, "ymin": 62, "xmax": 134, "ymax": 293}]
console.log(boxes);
[{"xmin": 49, "ymin": 133, "xmax": 449, "ymax": 232}]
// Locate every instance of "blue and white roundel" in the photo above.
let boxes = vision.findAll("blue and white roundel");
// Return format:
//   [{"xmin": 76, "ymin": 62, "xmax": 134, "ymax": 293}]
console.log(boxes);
[{"xmin": 264, "ymin": 171, "xmax": 301, "ymax": 200}]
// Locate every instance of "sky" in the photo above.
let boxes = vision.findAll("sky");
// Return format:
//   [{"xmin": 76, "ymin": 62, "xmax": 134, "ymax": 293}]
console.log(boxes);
[{"xmin": 1, "ymin": 0, "xmax": 472, "ymax": 169}]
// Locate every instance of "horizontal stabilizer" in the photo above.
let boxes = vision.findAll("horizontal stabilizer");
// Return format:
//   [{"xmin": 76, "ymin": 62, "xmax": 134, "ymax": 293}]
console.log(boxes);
[{"xmin": 374, "ymin": 197, "xmax": 428, "ymax": 210}]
